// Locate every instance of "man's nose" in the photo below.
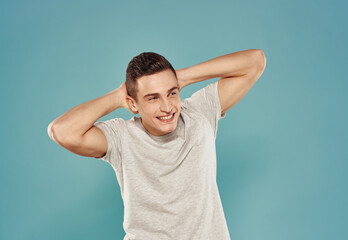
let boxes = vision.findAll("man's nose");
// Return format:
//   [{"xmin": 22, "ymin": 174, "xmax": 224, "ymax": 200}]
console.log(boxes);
[{"xmin": 160, "ymin": 98, "xmax": 173, "ymax": 113}]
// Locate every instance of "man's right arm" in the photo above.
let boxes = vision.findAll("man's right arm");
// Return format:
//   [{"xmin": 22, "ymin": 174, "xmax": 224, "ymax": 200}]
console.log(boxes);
[{"xmin": 47, "ymin": 82, "xmax": 134, "ymax": 158}]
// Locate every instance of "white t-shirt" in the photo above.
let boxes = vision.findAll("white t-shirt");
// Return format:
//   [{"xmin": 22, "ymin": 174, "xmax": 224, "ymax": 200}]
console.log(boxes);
[{"xmin": 94, "ymin": 81, "xmax": 230, "ymax": 240}]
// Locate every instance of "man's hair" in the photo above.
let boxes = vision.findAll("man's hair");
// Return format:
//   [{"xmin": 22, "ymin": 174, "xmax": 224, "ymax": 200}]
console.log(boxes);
[{"xmin": 126, "ymin": 52, "xmax": 177, "ymax": 102}]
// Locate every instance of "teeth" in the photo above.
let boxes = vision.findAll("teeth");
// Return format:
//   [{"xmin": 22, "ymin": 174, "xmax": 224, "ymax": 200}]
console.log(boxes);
[{"xmin": 159, "ymin": 114, "xmax": 173, "ymax": 120}]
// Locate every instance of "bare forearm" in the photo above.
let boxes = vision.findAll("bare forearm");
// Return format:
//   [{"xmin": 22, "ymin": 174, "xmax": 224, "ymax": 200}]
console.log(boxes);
[
  {"xmin": 176, "ymin": 49, "xmax": 263, "ymax": 88},
  {"xmin": 48, "ymin": 89, "xmax": 123, "ymax": 143}
]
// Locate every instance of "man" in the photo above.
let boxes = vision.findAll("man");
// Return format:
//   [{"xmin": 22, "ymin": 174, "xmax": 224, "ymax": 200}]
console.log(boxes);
[{"xmin": 47, "ymin": 49, "xmax": 266, "ymax": 240}]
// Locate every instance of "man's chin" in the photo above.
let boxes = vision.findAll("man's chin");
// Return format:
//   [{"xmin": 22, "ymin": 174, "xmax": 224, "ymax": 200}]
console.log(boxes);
[{"xmin": 156, "ymin": 122, "xmax": 178, "ymax": 135}]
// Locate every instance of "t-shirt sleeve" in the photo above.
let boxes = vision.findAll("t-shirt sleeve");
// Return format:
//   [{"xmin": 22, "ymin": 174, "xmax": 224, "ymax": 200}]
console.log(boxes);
[
  {"xmin": 92, "ymin": 118, "xmax": 124, "ymax": 168},
  {"xmin": 181, "ymin": 81, "xmax": 226, "ymax": 138}
]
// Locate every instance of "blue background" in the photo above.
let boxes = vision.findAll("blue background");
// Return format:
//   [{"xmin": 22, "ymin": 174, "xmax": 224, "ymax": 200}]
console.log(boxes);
[{"xmin": 1, "ymin": 0, "xmax": 347, "ymax": 239}]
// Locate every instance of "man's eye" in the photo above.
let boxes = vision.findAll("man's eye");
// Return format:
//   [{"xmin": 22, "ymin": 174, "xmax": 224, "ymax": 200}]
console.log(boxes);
[
  {"xmin": 149, "ymin": 97, "xmax": 157, "ymax": 100},
  {"xmin": 171, "ymin": 92, "xmax": 177, "ymax": 96}
]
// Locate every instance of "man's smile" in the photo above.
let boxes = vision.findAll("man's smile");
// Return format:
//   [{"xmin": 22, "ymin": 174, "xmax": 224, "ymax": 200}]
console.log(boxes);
[{"xmin": 156, "ymin": 112, "xmax": 175, "ymax": 122}]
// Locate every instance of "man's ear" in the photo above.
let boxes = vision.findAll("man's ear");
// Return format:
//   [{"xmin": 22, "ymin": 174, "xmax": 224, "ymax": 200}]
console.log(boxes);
[{"xmin": 126, "ymin": 96, "xmax": 139, "ymax": 112}]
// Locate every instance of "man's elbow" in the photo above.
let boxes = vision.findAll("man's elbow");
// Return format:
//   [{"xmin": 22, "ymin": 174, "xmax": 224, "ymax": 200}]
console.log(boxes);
[
  {"xmin": 47, "ymin": 122, "xmax": 57, "ymax": 142},
  {"xmin": 247, "ymin": 49, "xmax": 266, "ymax": 84},
  {"xmin": 255, "ymin": 49, "xmax": 266, "ymax": 72},
  {"xmin": 47, "ymin": 123, "xmax": 73, "ymax": 146}
]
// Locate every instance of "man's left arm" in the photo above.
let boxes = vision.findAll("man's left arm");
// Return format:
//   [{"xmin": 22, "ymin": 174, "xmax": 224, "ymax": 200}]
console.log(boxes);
[{"xmin": 176, "ymin": 49, "xmax": 266, "ymax": 115}]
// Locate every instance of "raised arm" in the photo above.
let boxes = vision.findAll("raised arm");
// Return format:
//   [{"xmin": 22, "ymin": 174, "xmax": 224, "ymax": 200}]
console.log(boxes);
[
  {"xmin": 176, "ymin": 49, "xmax": 266, "ymax": 115},
  {"xmin": 47, "ymin": 82, "xmax": 137, "ymax": 158}
]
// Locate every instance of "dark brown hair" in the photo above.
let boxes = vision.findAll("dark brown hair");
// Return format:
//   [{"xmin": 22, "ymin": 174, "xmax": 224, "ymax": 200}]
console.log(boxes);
[{"xmin": 126, "ymin": 52, "xmax": 177, "ymax": 102}]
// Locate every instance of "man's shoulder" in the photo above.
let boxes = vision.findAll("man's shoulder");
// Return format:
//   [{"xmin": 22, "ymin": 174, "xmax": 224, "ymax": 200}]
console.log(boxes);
[{"xmin": 180, "ymin": 97, "xmax": 208, "ymax": 122}]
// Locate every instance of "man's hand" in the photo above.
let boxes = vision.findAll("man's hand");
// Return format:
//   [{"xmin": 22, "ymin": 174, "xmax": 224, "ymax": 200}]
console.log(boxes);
[
  {"xmin": 175, "ymin": 69, "xmax": 191, "ymax": 92},
  {"xmin": 117, "ymin": 82, "xmax": 139, "ymax": 115}
]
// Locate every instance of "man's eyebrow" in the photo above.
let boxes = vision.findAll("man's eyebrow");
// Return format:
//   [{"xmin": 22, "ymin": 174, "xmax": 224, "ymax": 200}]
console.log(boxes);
[{"xmin": 143, "ymin": 86, "xmax": 179, "ymax": 99}]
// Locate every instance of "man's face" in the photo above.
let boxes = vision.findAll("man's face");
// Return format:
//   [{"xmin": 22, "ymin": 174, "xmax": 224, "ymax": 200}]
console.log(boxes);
[{"xmin": 131, "ymin": 69, "xmax": 181, "ymax": 136}]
